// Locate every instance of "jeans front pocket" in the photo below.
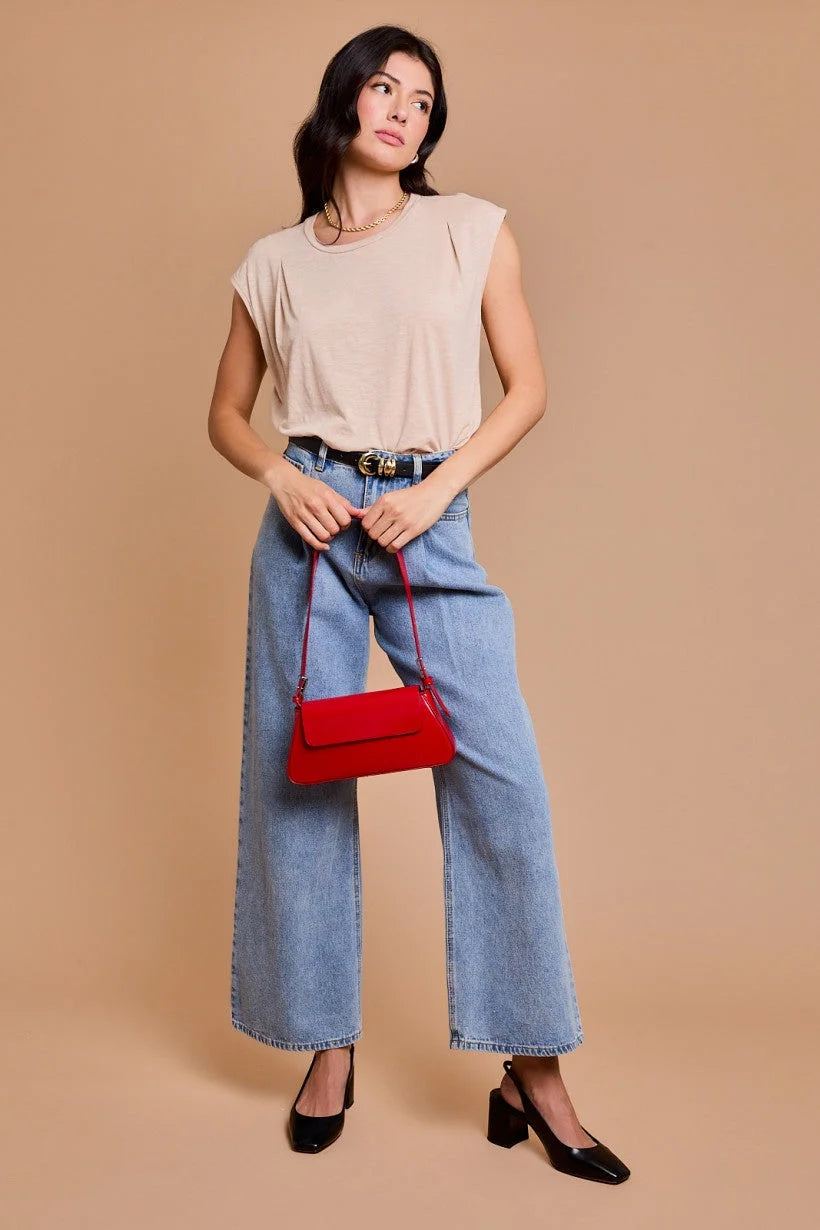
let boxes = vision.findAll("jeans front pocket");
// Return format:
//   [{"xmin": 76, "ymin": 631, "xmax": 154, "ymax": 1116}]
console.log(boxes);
[
  {"xmin": 438, "ymin": 488, "xmax": 470, "ymax": 521},
  {"xmin": 283, "ymin": 442, "xmax": 315, "ymax": 475}
]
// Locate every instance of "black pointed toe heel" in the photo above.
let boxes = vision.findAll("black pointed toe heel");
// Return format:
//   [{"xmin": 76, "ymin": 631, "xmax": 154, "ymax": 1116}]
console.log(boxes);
[
  {"xmin": 487, "ymin": 1059, "xmax": 631, "ymax": 1184},
  {"xmin": 287, "ymin": 1042, "xmax": 355, "ymax": 1154}
]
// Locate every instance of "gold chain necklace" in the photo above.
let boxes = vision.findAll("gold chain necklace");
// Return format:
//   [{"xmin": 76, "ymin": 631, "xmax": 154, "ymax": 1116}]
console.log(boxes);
[{"xmin": 323, "ymin": 190, "xmax": 409, "ymax": 233}]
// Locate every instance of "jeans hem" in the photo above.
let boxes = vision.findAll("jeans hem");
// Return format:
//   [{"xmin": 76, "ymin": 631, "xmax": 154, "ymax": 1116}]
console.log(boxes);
[
  {"xmin": 231, "ymin": 1017, "xmax": 362, "ymax": 1052},
  {"xmin": 449, "ymin": 1030, "xmax": 584, "ymax": 1056}
]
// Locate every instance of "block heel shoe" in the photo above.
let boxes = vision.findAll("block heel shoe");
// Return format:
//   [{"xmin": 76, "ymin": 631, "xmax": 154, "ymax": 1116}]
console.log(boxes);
[
  {"xmin": 487, "ymin": 1059, "xmax": 631, "ymax": 1184},
  {"xmin": 287, "ymin": 1043, "xmax": 355, "ymax": 1154}
]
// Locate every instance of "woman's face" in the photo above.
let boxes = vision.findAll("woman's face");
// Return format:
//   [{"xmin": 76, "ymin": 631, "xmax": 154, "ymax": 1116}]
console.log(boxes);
[{"xmin": 351, "ymin": 51, "xmax": 434, "ymax": 170}]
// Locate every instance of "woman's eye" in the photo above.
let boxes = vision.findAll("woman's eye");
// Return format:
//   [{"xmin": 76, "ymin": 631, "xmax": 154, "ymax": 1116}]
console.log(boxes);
[{"xmin": 372, "ymin": 82, "xmax": 430, "ymax": 112}]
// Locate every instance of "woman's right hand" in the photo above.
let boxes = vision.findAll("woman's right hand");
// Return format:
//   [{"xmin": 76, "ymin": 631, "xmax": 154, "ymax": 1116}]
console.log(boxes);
[{"xmin": 268, "ymin": 462, "xmax": 365, "ymax": 551}]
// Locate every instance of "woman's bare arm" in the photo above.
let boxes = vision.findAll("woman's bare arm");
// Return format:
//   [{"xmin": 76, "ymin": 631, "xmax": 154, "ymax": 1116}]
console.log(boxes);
[
  {"xmin": 208, "ymin": 291, "xmax": 362, "ymax": 550},
  {"xmin": 416, "ymin": 218, "xmax": 549, "ymax": 507},
  {"xmin": 207, "ymin": 292, "xmax": 293, "ymax": 489}
]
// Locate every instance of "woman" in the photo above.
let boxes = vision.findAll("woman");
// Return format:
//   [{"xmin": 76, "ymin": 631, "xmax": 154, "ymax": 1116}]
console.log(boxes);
[{"xmin": 208, "ymin": 25, "xmax": 630, "ymax": 1183}]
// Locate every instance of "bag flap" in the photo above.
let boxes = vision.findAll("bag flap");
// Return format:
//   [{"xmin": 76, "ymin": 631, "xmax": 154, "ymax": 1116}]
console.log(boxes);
[{"xmin": 300, "ymin": 684, "xmax": 425, "ymax": 747}]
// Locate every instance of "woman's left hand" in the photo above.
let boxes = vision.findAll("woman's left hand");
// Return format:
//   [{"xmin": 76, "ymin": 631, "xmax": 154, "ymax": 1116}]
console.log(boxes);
[{"xmin": 350, "ymin": 481, "xmax": 461, "ymax": 553}]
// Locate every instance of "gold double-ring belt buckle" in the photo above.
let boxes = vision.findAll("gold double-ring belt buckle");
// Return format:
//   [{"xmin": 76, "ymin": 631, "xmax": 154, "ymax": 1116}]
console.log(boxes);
[{"xmin": 357, "ymin": 450, "xmax": 397, "ymax": 477}]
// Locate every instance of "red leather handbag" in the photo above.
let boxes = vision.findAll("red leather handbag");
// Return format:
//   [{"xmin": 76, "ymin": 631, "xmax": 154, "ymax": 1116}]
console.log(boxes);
[{"xmin": 286, "ymin": 545, "xmax": 456, "ymax": 785}]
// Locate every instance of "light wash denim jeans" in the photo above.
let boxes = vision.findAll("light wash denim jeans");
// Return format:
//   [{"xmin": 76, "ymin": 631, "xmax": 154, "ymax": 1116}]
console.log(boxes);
[{"xmin": 230, "ymin": 438, "xmax": 585, "ymax": 1056}]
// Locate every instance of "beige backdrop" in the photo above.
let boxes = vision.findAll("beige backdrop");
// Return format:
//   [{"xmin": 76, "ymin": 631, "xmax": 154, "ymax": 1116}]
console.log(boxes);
[{"xmin": 3, "ymin": 1, "xmax": 817, "ymax": 1226}]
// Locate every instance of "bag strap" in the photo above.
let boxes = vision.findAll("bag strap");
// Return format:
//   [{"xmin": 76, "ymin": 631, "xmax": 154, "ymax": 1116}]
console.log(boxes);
[{"xmin": 292, "ymin": 544, "xmax": 450, "ymax": 717}]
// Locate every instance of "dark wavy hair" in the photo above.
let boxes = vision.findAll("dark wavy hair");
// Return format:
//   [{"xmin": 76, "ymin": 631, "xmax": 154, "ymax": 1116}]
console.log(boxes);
[{"xmin": 293, "ymin": 25, "xmax": 447, "ymax": 240}]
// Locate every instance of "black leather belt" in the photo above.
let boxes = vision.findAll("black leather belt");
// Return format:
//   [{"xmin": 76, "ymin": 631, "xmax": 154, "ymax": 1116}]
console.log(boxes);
[{"xmin": 288, "ymin": 435, "xmax": 446, "ymax": 478}]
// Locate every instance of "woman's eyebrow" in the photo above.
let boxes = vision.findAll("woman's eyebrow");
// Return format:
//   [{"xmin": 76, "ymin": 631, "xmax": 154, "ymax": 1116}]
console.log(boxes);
[{"xmin": 373, "ymin": 70, "xmax": 434, "ymax": 102}]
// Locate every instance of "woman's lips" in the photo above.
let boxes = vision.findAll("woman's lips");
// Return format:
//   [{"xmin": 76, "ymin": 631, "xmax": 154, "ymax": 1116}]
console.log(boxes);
[{"xmin": 375, "ymin": 130, "xmax": 403, "ymax": 146}]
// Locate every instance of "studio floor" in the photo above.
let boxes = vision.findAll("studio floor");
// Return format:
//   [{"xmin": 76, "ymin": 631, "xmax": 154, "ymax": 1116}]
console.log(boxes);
[{"xmin": 3, "ymin": 987, "xmax": 814, "ymax": 1229}]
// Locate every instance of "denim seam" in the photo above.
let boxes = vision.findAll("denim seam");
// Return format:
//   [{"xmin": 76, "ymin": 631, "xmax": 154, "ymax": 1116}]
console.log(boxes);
[
  {"xmin": 231, "ymin": 1018, "xmax": 362, "ymax": 1051},
  {"xmin": 449, "ymin": 1031, "xmax": 585, "ymax": 1056},
  {"xmin": 352, "ymin": 787, "xmax": 363, "ymax": 1021},
  {"xmin": 230, "ymin": 555, "xmax": 255, "ymax": 1021},
  {"xmin": 433, "ymin": 764, "xmax": 459, "ymax": 1034},
  {"xmin": 558, "ymin": 915, "xmax": 584, "ymax": 1036}
]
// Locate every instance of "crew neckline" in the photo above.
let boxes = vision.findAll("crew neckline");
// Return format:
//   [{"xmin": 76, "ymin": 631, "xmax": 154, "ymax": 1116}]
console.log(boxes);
[{"xmin": 303, "ymin": 191, "xmax": 421, "ymax": 253}]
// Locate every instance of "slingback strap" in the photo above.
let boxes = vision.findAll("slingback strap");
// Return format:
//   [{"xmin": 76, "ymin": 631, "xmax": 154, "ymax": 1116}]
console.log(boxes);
[
  {"xmin": 292, "ymin": 545, "xmax": 450, "ymax": 717},
  {"xmin": 502, "ymin": 1059, "xmax": 529, "ymax": 1106}
]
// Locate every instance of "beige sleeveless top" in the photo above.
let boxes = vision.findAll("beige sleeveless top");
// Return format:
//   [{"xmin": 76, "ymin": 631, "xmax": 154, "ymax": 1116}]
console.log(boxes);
[{"xmin": 230, "ymin": 191, "xmax": 507, "ymax": 453}]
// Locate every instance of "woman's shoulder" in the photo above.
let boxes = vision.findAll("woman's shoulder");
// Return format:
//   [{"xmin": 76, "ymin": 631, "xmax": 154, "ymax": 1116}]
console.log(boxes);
[
  {"xmin": 234, "ymin": 217, "xmax": 306, "ymax": 268},
  {"xmin": 426, "ymin": 190, "xmax": 507, "ymax": 226},
  {"xmin": 230, "ymin": 218, "xmax": 306, "ymax": 308}
]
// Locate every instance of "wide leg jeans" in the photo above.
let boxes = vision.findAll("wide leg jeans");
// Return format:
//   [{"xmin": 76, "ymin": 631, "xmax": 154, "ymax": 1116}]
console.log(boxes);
[{"xmin": 230, "ymin": 438, "xmax": 585, "ymax": 1056}]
